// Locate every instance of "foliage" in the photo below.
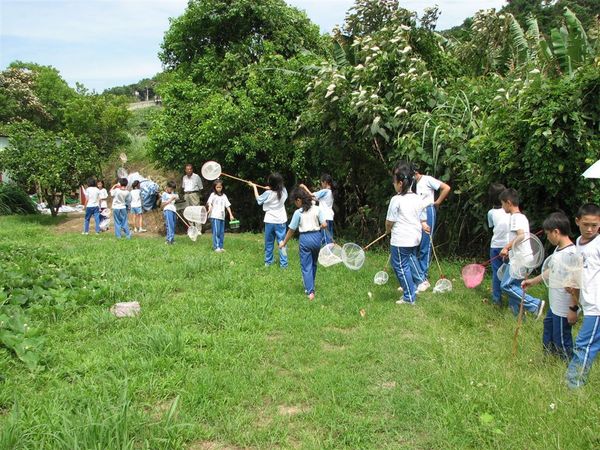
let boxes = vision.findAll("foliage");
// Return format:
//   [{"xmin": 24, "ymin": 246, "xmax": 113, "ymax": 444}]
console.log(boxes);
[
  {"xmin": 0, "ymin": 183, "xmax": 37, "ymax": 215},
  {"xmin": 63, "ymin": 93, "xmax": 131, "ymax": 158},
  {"xmin": 0, "ymin": 241, "xmax": 105, "ymax": 370},
  {"xmin": 127, "ymin": 106, "xmax": 163, "ymax": 136},
  {"xmin": 103, "ymin": 76, "xmax": 159, "ymax": 101},
  {"xmin": 0, "ymin": 122, "xmax": 100, "ymax": 216},
  {"xmin": 0, "ymin": 67, "xmax": 52, "ymax": 126},
  {"xmin": 502, "ymin": 0, "xmax": 600, "ymax": 33}
]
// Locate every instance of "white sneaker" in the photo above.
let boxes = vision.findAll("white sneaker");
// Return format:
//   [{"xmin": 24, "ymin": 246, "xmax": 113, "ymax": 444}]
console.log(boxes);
[
  {"xmin": 82, "ymin": 232, "xmax": 89, "ymax": 235},
  {"xmin": 139, "ymin": 228, "xmax": 147, "ymax": 233},
  {"xmin": 397, "ymin": 286, "xmax": 404, "ymax": 293},
  {"xmin": 395, "ymin": 299, "xmax": 414, "ymax": 305},
  {"xmin": 416, "ymin": 281, "xmax": 431, "ymax": 293}
]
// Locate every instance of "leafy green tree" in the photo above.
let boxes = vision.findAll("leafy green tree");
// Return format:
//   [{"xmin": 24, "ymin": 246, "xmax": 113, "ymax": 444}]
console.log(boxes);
[
  {"xmin": 0, "ymin": 122, "xmax": 99, "ymax": 216},
  {"xmin": 0, "ymin": 67, "xmax": 51, "ymax": 126},
  {"xmin": 63, "ymin": 94, "xmax": 131, "ymax": 158}
]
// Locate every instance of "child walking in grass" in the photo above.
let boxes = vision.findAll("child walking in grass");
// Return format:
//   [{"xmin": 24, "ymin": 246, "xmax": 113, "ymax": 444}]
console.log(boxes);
[
  {"xmin": 207, "ymin": 179, "xmax": 234, "ymax": 252},
  {"xmin": 97, "ymin": 180, "xmax": 108, "ymax": 215},
  {"xmin": 130, "ymin": 180, "xmax": 146, "ymax": 233},
  {"xmin": 522, "ymin": 212, "xmax": 576, "ymax": 360},
  {"xmin": 499, "ymin": 188, "xmax": 544, "ymax": 318},
  {"xmin": 566, "ymin": 204, "xmax": 600, "ymax": 388},
  {"xmin": 110, "ymin": 178, "xmax": 132, "ymax": 239},
  {"xmin": 249, "ymin": 173, "xmax": 288, "ymax": 268},
  {"xmin": 82, "ymin": 177, "xmax": 101, "ymax": 235},
  {"xmin": 279, "ymin": 187, "xmax": 327, "ymax": 301},
  {"xmin": 487, "ymin": 182, "xmax": 509, "ymax": 306},
  {"xmin": 161, "ymin": 181, "xmax": 178, "ymax": 245},
  {"xmin": 386, "ymin": 163, "xmax": 431, "ymax": 305},
  {"xmin": 299, "ymin": 174, "xmax": 335, "ymax": 244}
]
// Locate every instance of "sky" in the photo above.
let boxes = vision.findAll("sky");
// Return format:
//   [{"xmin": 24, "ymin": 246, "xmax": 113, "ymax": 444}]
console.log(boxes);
[{"xmin": 0, "ymin": 0, "xmax": 507, "ymax": 92}]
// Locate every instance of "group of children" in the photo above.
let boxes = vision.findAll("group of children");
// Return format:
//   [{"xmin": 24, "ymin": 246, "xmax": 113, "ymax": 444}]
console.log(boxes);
[
  {"xmin": 82, "ymin": 178, "xmax": 146, "ymax": 238},
  {"xmin": 486, "ymin": 184, "xmax": 600, "ymax": 388},
  {"xmin": 82, "ymin": 162, "xmax": 600, "ymax": 388}
]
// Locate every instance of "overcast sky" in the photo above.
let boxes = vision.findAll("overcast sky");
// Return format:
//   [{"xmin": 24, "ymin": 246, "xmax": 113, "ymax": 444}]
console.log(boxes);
[{"xmin": 0, "ymin": 0, "xmax": 507, "ymax": 92}]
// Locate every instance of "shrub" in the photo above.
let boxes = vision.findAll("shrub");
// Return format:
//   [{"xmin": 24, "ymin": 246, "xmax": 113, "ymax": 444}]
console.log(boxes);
[{"xmin": 0, "ymin": 182, "xmax": 37, "ymax": 215}]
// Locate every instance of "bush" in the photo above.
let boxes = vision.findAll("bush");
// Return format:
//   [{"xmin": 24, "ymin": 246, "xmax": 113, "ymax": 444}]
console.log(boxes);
[{"xmin": 0, "ymin": 183, "xmax": 37, "ymax": 215}]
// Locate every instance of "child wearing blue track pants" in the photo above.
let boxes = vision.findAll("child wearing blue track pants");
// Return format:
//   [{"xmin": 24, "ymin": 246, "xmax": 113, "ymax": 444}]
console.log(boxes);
[
  {"xmin": 161, "ymin": 181, "xmax": 178, "ymax": 245},
  {"xmin": 385, "ymin": 162, "xmax": 431, "ymax": 305},
  {"xmin": 250, "ymin": 173, "xmax": 288, "ymax": 268},
  {"xmin": 566, "ymin": 204, "xmax": 600, "ymax": 388},
  {"xmin": 279, "ymin": 188, "xmax": 327, "ymax": 301},
  {"xmin": 499, "ymin": 188, "xmax": 544, "ymax": 318},
  {"xmin": 206, "ymin": 179, "xmax": 234, "ymax": 252},
  {"xmin": 487, "ymin": 183, "xmax": 509, "ymax": 306}
]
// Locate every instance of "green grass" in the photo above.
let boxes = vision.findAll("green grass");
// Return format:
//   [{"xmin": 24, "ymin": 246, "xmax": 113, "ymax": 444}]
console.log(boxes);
[{"xmin": 1, "ymin": 215, "xmax": 599, "ymax": 449}]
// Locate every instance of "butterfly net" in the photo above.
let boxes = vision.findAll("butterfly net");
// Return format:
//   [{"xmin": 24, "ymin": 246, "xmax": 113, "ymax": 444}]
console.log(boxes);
[
  {"xmin": 541, "ymin": 252, "xmax": 583, "ymax": 289},
  {"xmin": 187, "ymin": 225, "xmax": 199, "ymax": 241},
  {"xmin": 183, "ymin": 206, "xmax": 207, "ymax": 224},
  {"xmin": 509, "ymin": 234, "xmax": 544, "ymax": 279},
  {"xmin": 318, "ymin": 243, "xmax": 343, "ymax": 267},
  {"xmin": 201, "ymin": 161, "xmax": 222, "ymax": 181},
  {"xmin": 461, "ymin": 264, "xmax": 486, "ymax": 289},
  {"xmin": 433, "ymin": 278, "xmax": 453, "ymax": 293},
  {"xmin": 373, "ymin": 271, "xmax": 389, "ymax": 285},
  {"xmin": 341, "ymin": 243, "xmax": 365, "ymax": 270}
]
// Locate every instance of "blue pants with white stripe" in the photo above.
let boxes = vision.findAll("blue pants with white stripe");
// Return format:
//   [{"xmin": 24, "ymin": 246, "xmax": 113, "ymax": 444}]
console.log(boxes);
[
  {"xmin": 542, "ymin": 308, "xmax": 573, "ymax": 360},
  {"xmin": 164, "ymin": 210, "xmax": 176, "ymax": 243},
  {"xmin": 321, "ymin": 220, "xmax": 334, "ymax": 245},
  {"xmin": 391, "ymin": 245, "xmax": 425, "ymax": 303},
  {"xmin": 299, "ymin": 231, "xmax": 321, "ymax": 295},
  {"xmin": 264, "ymin": 223, "xmax": 288, "ymax": 267},
  {"xmin": 418, "ymin": 205, "xmax": 436, "ymax": 279},
  {"xmin": 500, "ymin": 262, "xmax": 542, "ymax": 316},
  {"xmin": 567, "ymin": 315, "xmax": 600, "ymax": 388},
  {"xmin": 211, "ymin": 218, "xmax": 225, "ymax": 250}
]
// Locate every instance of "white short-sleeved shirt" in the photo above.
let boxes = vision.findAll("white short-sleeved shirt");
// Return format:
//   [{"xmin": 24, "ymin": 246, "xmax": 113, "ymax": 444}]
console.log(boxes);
[
  {"xmin": 111, "ymin": 188, "xmax": 131, "ymax": 210},
  {"xmin": 85, "ymin": 186, "xmax": 100, "ymax": 208},
  {"xmin": 315, "ymin": 189, "xmax": 334, "ymax": 221},
  {"xmin": 289, "ymin": 205, "xmax": 324, "ymax": 233},
  {"xmin": 416, "ymin": 175, "xmax": 441, "ymax": 205},
  {"xmin": 182, "ymin": 173, "xmax": 203, "ymax": 192},
  {"xmin": 508, "ymin": 212, "xmax": 534, "ymax": 264},
  {"xmin": 130, "ymin": 189, "xmax": 142, "ymax": 208},
  {"xmin": 98, "ymin": 188, "xmax": 108, "ymax": 209},
  {"xmin": 207, "ymin": 193, "xmax": 231, "ymax": 220},
  {"xmin": 386, "ymin": 193, "xmax": 431, "ymax": 247},
  {"xmin": 549, "ymin": 244, "xmax": 577, "ymax": 317},
  {"xmin": 161, "ymin": 192, "xmax": 178, "ymax": 212},
  {"xmin": 487, "ymin": 207, "xmax": 510, "ymax": 248},
  {"xmin": 257, "ymin": 188, "xmax": 288, "ymax": 224},
  {"xmin": 577, "ymin": 235, "xmax": 600, "ymax": 316}
]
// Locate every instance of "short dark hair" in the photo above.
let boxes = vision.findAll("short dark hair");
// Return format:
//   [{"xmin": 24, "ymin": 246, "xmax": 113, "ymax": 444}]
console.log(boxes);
[
  {"xmin": 576, "ymin": 203, "xmax": 600, "ymax": 219},
  {"xmin": 132, "ymin": 180, "xmax": 140, "ymax": 189},
  {"xmin": 167, "ymin": 180, "xmax": 176, "ymax": 189},
  {"xmin": 87, "ymin": 177, "xmax": 96, "ymax": 187},
  {"xmin": 542, "ymin": 212, "xmax": 571, "ymax": 235},
  {"xmin": 498, "ymin": 188, "xmax": 519, "ymax": 206},
  {"xmin": 488, "ymin": 183, "xmax": 506, "ymax": 208},
  {"xmin": 118, "ymin": 178, "xmax": 128, "ymax": 187}
]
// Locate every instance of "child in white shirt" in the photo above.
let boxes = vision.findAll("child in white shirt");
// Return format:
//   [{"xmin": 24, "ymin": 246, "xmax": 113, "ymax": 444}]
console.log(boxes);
[
  {"xmin": 82, "ymin": 177, "xmax": 101, "ymax": 235},
  {"xmin": 499, "ymin": 188, "xmax": 544, "ymax": 317},
  {"xmin": 110, "ymin": 178, "xmax": 132, "ymax": 239},
  {"xmin": 130, "ymin": 180, "xmax": 145, "ymax": 233},
  {"xmin": 386, "ymin": 163, "xmax": 431, "ymax": 305},
  {"xmin": 279, "ymin": 187, "xmax": 327, "ymax": 300},
  {"xmin": 250, "ymin": 173, "xmax": 288, "ymax": 268},
  {"xmin": 487, "ymin": 183, "xmax": 510, "ymax": 305},
  {"xmin": 523, "ymin": 212, "xmax": 576, "ymax": 360},
  {"xmin": 161, "ymin": 181, "xmax": 178, "ymax": 245},
  {"xmin": 567, "ymin": 204, "xmax": 600, "ymax": 388},
  {"xmin": 207, "ymin": 179, "xmax": 234, "ymax": 252},
  {"xmin": 299, "ymin": 173, "xmax": 335, "ymax": 244}
]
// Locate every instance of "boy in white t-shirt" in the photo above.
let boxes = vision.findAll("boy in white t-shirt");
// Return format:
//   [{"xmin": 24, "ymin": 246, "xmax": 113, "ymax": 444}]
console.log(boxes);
[
  {"xmin": 566, "ymin": 204, "xmax": 600, "ymax": 388},
  {"xmin": 413, "ymin": 164, "xmax": 451, "ymax": 289},
  {"xmin": 110, "ymin": 178, "xmax": 132, "ymax": 239},
  {"xmin": 499, "ymin": 188, "xmax": 544, "ymax": 318},
  {"xmin": 522, "ymin": 212, "xmax": 576, "ymax": 360},
  {"xmin": 487, "ymin": 183, "xmax": 510, "ymax": 305},
  {"xmin": 82, "ymin": 177, "xmax": 101, "ymax": 235}
]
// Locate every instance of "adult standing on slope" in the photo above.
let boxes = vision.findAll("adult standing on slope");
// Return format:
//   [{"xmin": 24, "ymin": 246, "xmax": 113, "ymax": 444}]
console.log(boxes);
[{"xmin": 182, "ymin": 164, "xmax": 203, "ymax": 207}]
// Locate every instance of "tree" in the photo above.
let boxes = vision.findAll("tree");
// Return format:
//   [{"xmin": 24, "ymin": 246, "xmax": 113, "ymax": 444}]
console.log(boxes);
[
  {"xmin": 0, "ymin": 122, "xmax": 99, "ymax": 216},
  {"xmin": 0, "ymin": 67, "xmax": 51, "ymax": 126}
]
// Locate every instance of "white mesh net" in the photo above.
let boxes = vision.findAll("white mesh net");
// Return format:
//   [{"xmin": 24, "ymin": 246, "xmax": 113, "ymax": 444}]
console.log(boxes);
[
  {"xmin": 318, "ymin": 243, "xmax": 343, "ymax": 267},
  {"xmin": 183, "ymin": 206, "xmax": 208, "ymax": 224},
  {"xmin": 187, "ymin": 225, "xmax": 199, "ymax": 241},
  {"xmin": 201, "ymin": 161, "xmax": 222, "ymax": 180},
  {"xmin": 373, "ymin": 271, "xmax": 389, "ymax": 285},
  {"xmin": 341, "ymin": 243, "xmax": 365, "ymax": 271},
  {"xmin": 541, "ymin": 252, "xmax": 583, "ymax": 289}
]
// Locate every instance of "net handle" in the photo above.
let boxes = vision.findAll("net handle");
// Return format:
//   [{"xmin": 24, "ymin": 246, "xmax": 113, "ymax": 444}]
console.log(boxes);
[
  {"xmin": 512, "ymin": 283, "xmax": 528, "ymax": 357},
  {"xmin": 221, "ymin": 172, "xmax": 268, "ymax": 190},
  {"xmin": 175, "ymin": 210, "xmax": 190, "ymax": 228},
  {"xmin": 363, "ymin": 232, "xmax": 388, "ymax": 251},
  {"xmin": 430, "ymin": 241, "xmax": 445, "ymax": 279}
]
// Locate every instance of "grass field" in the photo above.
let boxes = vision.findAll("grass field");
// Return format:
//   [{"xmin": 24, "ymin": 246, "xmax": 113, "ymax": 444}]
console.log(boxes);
[{"xmin": 1, "ymin": 215, "xmax": 599, "ymax": 449}]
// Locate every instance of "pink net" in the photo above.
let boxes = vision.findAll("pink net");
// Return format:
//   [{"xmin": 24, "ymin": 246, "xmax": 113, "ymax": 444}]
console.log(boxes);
[{"xmin": 461, "ymin": 264, "xmax": 486, "ymax": 289}]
